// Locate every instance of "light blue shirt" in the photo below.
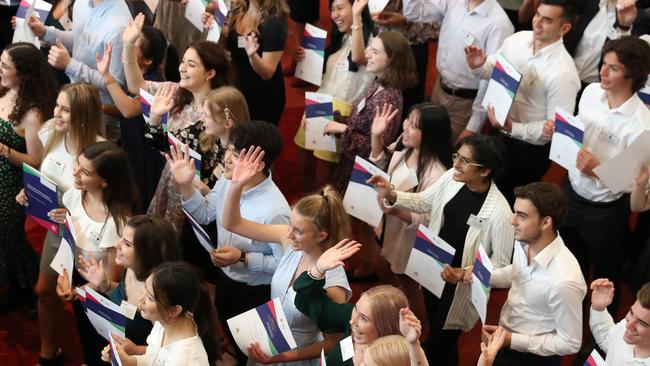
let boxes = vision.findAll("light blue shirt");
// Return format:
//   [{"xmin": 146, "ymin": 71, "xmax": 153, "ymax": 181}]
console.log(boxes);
[
  {"xmin": 42, "ymin": 0, "xmax": 131, "ymax": 104},
  {"xmin": 182, "ymin": 175, "xmax": 290, "ymax": 286}
]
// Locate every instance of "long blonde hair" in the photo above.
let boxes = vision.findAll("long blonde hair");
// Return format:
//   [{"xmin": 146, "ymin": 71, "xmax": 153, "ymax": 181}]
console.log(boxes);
[
  {"xmin": 199, "ymin": 86, "xmax": 251, "ymax": 152},
  {"xmin": 228, "ymin": 0, "xmax": 289, "ymax": 32},
  {"xmin": 365, "ymin": 335, "xmax": 411, "ymax": 366},
  {"xmin": 363, "ymin": 285, "xmax": 409, "ymax": 337},
  {"xmin": 43, "ymin": 83, "xmax": 105, "ymax": 158},
  {"xmin": 293, "ymin": 185, "xmax": 351, "ymax": 249}
]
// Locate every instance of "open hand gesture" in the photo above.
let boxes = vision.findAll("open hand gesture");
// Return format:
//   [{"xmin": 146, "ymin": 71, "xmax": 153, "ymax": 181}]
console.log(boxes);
[
  {"xmin": 464, "ymin": 45, "xmax": 487, "ymax": 70},
  {"xmin": 590, "ymin": 278, "xmax": 615, "ymax": 312},
  {"xmin": 165, "ymin": 143, "xmax": 197, "ymax": 188},
  {"xmin": 123, "ymin": 13, "xmax": 145, "ymax": 45},
  {"xmin": 151, "ymin": 83, "xmax": 175, "ymax": 117},
  {"xmin": 616, "ymin": 0, "xmax": 638, "ymax": 28},
  {"xmin": 231, "ymin": 146, "xmax": 265, "ymax": 188},
  {"xmin": 96, "ymin": 42, "xmax": 113, "ymax": 76},
  {"xmin": 399, "ymin": 308, "xmax": 422, "ymax": 344},
  {"xmin": 352, "ymin": 0, "xmax": 369, "ymax": 18},
  {"xmin": 315, "ymin": 239, "xmax": 362, "ymax": 273},
  {"xmin": 371, "ymin": 103, "xmax": 399, "ymax": 137},
  {"xmin": 77, "ymin": 255, "xmax": 107, "ymax": 291}
]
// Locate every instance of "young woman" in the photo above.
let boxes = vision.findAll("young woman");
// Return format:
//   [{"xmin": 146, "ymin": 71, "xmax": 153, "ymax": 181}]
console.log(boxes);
[
  {"xmin": 323, "ymin": 30, "xmax": 416, "ymax": 195},
  {"xmin": 367, "ymin": 102, "xmax": 452, "ymax": 331},
  {"xmin": 224, "ymin": 0, "xmax": 289, "ymax": 125},
  {"xmin": 293, "ymin": 240, "xmax": 409, "ymax": 365},
  {"xmin": 53, "ymin": 141, "xmax": 139, "ymax": 366},
  {"xmin": 220, "ymin": 146, "xmax": 352, "ymax": 365},
  {"xmin": 370, "ymin": 134, "xmax": 514, "ymax": 365},
  {"xmin": 16, "ymin": 82, "xmax": 105, "ymax": 366},
  {"xmin": 105, "ymin": 261, "xmax": 220, "ymax": 366},
  {"xmin": 121, "ymin": 13, "xmax": 235, "ymax": 230},
  {"xmin": 78, "ymin": 215, "xmax": 183, "ymax": 347},
  {"xmin": 363, "ymin": 308, "xmax": 428, "ymax": 366},
  {"xmin": 292, "ymin": 0, "xmax": 375, "ymax": 193},
  {"xmin": 0, "ymin": 42, "xmax": 57, "ymax": 313}
]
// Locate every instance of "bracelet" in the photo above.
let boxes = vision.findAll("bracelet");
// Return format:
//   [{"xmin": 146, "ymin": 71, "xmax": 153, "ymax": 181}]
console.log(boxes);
[
  {"xmin": 351, "ymin": 24, "xmax": 362, "ymax": 31},
  {"xmin": 238, "ymin": 251, "xmax": 246, "ymax": 263}
]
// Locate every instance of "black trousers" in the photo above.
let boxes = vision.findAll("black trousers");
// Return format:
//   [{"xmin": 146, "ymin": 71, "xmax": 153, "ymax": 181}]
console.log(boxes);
[
  {"xmin": 422, "ymin": 286, "xmax": 462, "ymax": 366},
  {"xmin": 495, "ymin": 133, "xmax": 551, "ymax": 206},
  {"xmin": 494, "ymin": 348, "xmax": 561, "ymax": 366},
  {"xmin": 214, "ymin": 268, "xmax": 271, "ymax": 365},
  {"xmin": 560, "ymin": 181, "xmax": 630, "ymax": 315}
]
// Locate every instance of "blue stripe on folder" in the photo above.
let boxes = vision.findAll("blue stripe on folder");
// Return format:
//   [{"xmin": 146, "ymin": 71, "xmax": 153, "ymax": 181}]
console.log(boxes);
[
  {"xmin": 473, "ymin": 259, "xmax": 491, "ymax": 288},
  {"xmin": 413, "ymin": 234, "xmax": 454, "ymax": 266},
  {"xmin": 255, "ymin": 303, "xmax": 292, "ymax": 354},
  {"xmin": 349, "ymin": 166, "xmax": 373, "ymax": 187},
  {"xmin": 303, "ymin": 36, "xmax": 326, "ymax": 51},
  {"xmin": 555, "ymin": 118, "xmax": 583, "ymax": 143},
  {"xmin": 305, "ymin": 103, "xmax": 333, "ymax": 118},
  {"xmin": 492, "ymin": 65, "xmax": 519, "ymax": 97},
  {"xmin": 86, "ymin": 296, "xmax": 127, "ymax": 328},
  {"xmin": 639, "ymin": 91, "xmax": 650, "ymax": 105}
]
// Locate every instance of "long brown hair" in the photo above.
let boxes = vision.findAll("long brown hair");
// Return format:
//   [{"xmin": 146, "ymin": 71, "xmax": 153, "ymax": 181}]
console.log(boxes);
[
  {"xmin": 363, "ymin": 285, "xmax": 408, "ymax": 337},
  {"xmin": 43, "ymin": 83, "xmax": 105, "ymax": 159},
  {"xmin": 228, "ymin": 0, "xmax": 289, "ymax": 32},
  {"xmin": 375, "ymin": 32, "xmax": 416, "ymax": 90}
]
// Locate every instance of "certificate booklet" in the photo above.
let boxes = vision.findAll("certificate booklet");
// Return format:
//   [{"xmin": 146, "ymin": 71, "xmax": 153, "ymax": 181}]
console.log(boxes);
[
  {"xmin": 404, "ymin": 225, "xmax": 456, "ymax": 298},
  {"xmin": 108, "ymin": 330, "xmax": 124, "ymax": 366},
  {"xmin": 549, "ymin": 107, "xmax": 584, "ymax": 172},
  {"xmin": 182, "ymin": 207, "xmax": 215, "ymax": 252},
  {"xmin": 470, "ymin": 244, "xmax": 493, "ymax": 324},
  {"xmin": 167, "ymin": 133, "xmax": 202, "ymax": 181},
  {"xmin": 584, "ymin": 349, "xmax": 607, "ymax": 366},
  {"xmin": 481, "ymin": 55, "xmax": 522, "ymax": 126},
  {"xmin": 295, "ymin": 23, "xmax": 327, "ymax": 86},
  {"xmin": 304, "ymin": 92, "xmax": 337, "ymax": 152},
  {"xmin": 639, "ymin": 86, "xmax": 650, "ymax": 105},
  {"xmin": 85, "ymin": 287, "xmax": 127, "ymax": 341},
  {"xmin": 185, "ymin": 0, "xmax": 208, "ymax": 31},
  {"xmin": 23, "ymin": 163, "xmax": 59, "ymax": 234},
  {"xmin": 227, "ymin": 298, "xmax": 297, "ymax": 357},
  {"xmin": 594, "ymin": 130, "xmax": 650, "ymax": 194},
  {"xmin": 207, "ymin": 0, "xmax": 229, "ymax": 42},
  {"xmin": 368, "ymin": 0, "xmax": 390, "ymax": 13},
  {"xmin": 50, "ymin": 217, "xmax": 77, "ymax": 283},
  {"xmin": 13, "ymin": 0, "xmax": 53, "ymax": 48},
  {"xmin": 343, "ymin": 156, "xmax": 390, "ymax": 228},
  {"xmin": 139, "ymin": 88, "xmax": 168, "ymax": 131}
]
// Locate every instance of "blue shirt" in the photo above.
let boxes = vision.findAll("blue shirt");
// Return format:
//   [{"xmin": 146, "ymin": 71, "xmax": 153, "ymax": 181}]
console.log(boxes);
[
  {"xmin": 42, "ymin": 0, "xmax": 131, "ymax": 104},
  {"xmin": 182, "ymin": 175, "xmax": 290, "ymax": 286}
]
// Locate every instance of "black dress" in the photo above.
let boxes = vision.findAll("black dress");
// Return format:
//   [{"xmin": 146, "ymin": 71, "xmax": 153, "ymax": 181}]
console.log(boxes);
[{"xmin": 227, "ymin": 16, "xmax": 287, "ymax": 125}]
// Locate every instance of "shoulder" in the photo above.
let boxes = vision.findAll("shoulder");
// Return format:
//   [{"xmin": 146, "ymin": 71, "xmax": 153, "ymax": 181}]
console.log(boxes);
[
  {"xmin": 22, "ymin": 108, "xmax": 46, "ymax": 129},
  {"xmin": 261, "ymin": 16, "xmax": 288, "ymax": 31},
  {"xmin": 62, "ymin": 188, "xmax": 82, "ymax": 209}
]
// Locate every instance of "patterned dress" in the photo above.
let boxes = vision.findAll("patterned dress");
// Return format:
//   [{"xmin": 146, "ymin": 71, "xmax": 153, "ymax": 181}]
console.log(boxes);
[{"xmin": 0, "ymin": 118, "xmax": 39, "ymax": 290}]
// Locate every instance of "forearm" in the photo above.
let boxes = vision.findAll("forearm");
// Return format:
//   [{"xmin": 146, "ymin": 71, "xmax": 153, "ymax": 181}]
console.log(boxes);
[
  {"xmin": 408, "ymin": 341, "xmax": 428, "ymax": 366},
  {"xmin": 370, "ymin": 133, "xmax": 385, "ymax": 160},
  {"xmin": 221, "ymin": 184, "xmax": 245, "ymax": 231},
  {"xmin": 122, "ymin": 42, "xmax": 146, "ymax": 94},
  {"xmin": 273, "ymin": 339, "xmax": 332, "ymax": 363},
  {"xmin": 103, "ymin": 75, "xmax": 142, "ymax": 118},
  {"xmin": 4, "ymin": 147, "xmax": 40, "ymax": 168},
  {"xmin": 350, "ymin": 17, "xmax": 367, "ymax": 65},
  {"xmin": 248, "ymin": 53, "xmax": 276, "ymax": 81}
]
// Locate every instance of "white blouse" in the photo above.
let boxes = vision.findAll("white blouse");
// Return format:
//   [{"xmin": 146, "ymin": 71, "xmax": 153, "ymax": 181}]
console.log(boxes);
[{"xmin": 135, "ymin": 321, "xmax": 209, "ymax": 366}]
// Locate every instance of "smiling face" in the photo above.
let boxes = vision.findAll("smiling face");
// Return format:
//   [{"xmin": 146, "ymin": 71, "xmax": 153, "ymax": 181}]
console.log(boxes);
[
  {"xmin": 202, "ymin": 100, "xmax": 230, "ymax": 138},
  {"xmin": 286, "ymin": 210, "xmax": 326, "ymax": 252},
  {"xmin": 330, "ymin": 0, "xmax": 353, "ymax": 33},
  {"xmin": 138, "ymin": 275, "xmax": 161, "ymax": 322},
  {"xmin": 349, "ymin": 294, "xmax": 379, "ymax": 345},
  {"xmin": 365, "ymin": 38, "xmax": 389, "ymax": 76},
  {"xmin": 401, "ymin": 109, "xmax": 422, "ymax": 149},
  {"xmin": 531, "ymin": 4, "xmax": 571, "ymax": 45},
  {"xmin": 0, "ymin": 51, "xmax": 18, "ymax": 90},
  {"xmin": 222, "ymin": 144, "xmax": 240, "ymax": 180},
  {"xmin": 53, "ymin": 91, "xmax": 72, "ymax": 133},
  {"xmin": 600, "ymin": 52, "xmax": 632, "ymax": 93},
  {"xmin": 178, "ymin": 47, "xmax": 213, "ymax": 92},
  {"xmin": 452, "ymin": 144, "xmax": 488, "ymax": 185},
  {"xmin": 72, "ymin": 154, "xmax": 107, "ymax": 193},
  {"xmin": 115, "ymin": 225, "xmax": 136, "ymax": 268},
  {"xmin": 623, "ymin": 301, "xmax": 650, "ymax": 348}
]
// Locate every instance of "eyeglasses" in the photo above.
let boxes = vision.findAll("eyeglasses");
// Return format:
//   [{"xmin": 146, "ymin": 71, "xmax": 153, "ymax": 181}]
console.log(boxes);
[{"xmin": 452, "ymin": 153, "xmax": 485, "ymax": 167}]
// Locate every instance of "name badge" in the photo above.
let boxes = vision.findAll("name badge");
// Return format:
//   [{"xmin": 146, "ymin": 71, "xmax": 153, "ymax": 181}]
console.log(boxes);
[
  {"xmin": 467, "ymin": 214, "xmax": 488, "ymax": 231},
  {"xmin": 43, "ymin": 157, "xmax": 65, "ymax": 176},
  {"xmin": 340, "ymin": 335, "xmax": 354, "ymax": 361},
  {"xmin": 356, "ymin": 98, "xmax": 366, "ymax": 114},
  {"xmin": 121, "ymin": 300, "xmax": 137, "ymax": 320},
  {"xmin": 461, "ymin": 30, "xmax": 475, "ymax": 46},
  {"xmin": 237, "ymin": 36, "xmax": 246, "ymax": 48}
]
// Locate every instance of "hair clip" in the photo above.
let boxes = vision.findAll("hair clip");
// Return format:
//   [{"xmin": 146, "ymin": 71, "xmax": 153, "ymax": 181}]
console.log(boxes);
[{"xmin": 223, "ymin": 106, "xmax": 232, "ymax": 121}]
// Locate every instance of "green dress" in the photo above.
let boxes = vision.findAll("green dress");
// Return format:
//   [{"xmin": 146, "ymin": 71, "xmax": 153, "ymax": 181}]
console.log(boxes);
[
  {"xmin": 0, "ymin": 118, "xmax": 39, "ymax": 290},
  {"xmin": 293, "ymin": 272, "xmax": 354, "ymax": 366}
]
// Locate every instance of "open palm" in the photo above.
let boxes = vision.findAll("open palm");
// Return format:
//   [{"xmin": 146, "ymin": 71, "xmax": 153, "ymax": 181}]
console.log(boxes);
[
  {"xmin": 151, "ymin": 83, "xmax": 175, "ymax": 116},
  {"xmin": 123, "ymin": 13, "xmax": 145, "ymax": 45},
  {"xmin": 165, "ymin": 143, "xmax": 197, "ymax": 187},
  {"xmin": 231, "ymin": 146, "xmax": 265, "ymax": 187},
  {"xmin": 95, "ymin": 42, "xmax": 113, "ymax": 76}
]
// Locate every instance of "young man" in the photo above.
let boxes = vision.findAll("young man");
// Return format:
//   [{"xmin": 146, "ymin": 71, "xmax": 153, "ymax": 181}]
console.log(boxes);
[
  {"xmin": 474, "ymin": 182, "xmax": 587, "ymax": 365},
  {"xmin": 401, "ymin": 0, "xmax": 514, "ymax": 143},
  {"xmin": 170, "ymin": 120, "xmax": 290, "ymax": 364},
  {"xmin": 465, "ymin": 0, "xmax": 580, "ymax": 203},
  {"xmin": 560, "ymin": 36, "xmax": 650, "ymax": 314},
  {"xmin": 590, "ymin": 279, "xmax": 650, "ymax": 364}
]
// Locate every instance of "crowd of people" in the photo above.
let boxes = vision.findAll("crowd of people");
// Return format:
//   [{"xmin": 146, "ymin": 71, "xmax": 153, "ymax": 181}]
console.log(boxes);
[{"xmin": 0, "ymin": 0, "xmax": 650, "ymax": 364}]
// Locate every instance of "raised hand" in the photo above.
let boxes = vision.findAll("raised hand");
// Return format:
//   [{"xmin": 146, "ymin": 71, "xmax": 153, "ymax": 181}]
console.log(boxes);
[
  {"xmin": 399, "ymin": 308, "xmax": 422, "ymax": 344},
  {"xmin": 616, "ymin": 0, "xmax": 638, "ymax": 28},
  {"xmin": 243, "ymin": 33, "xmax": 260, "ymax": 57},
  {"xmin": 590, "ymin": 278, "xmax": 615, "ymax": 312},
  {"xmin": 352, "ymin": 0, "xmax": 369, "ymax": 18},
  {"xmin": 371, "ymin": 103, "xmax": 399, "ymax": 137},
  {"xmin": 123, "ymin": 13, "xmax": 145, "ymax": 45},
  {"xmin": 48, "ymin": 38, "xmax": 71, "ymax": 70},
  {"xmin": 150, "ymin": 83, "xmax": 176, "ymax": 117},
  {"xmin": 231, "ymin": 146, "xmax": 265, "ymax": 188},
  {"xmin": 464, "ymin": 45, "xmax": 487, "ymax": 70},
  {"xmin": 77, "ymin": 255, "xmax": 107, "ymax": 291},
  {"xmin": 315, "ymin": 239, "xmax": 362, "ymax": 273},
  {"xmin": 165, "ymin": 143, "xmax": 197, "ymax": 188},
  {"xmin": 95, "ymin": 42, "xmax": 113, "ymax": 76}
]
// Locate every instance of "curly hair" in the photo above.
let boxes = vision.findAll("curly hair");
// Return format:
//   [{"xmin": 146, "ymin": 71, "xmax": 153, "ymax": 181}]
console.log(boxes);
[
  {"xmin": 228, "ymin": 0, "xmax": 289, "ymax": 31},
  {"xmin": 0, "ymin": 43, "xmax": 58, "ymax": 125}
]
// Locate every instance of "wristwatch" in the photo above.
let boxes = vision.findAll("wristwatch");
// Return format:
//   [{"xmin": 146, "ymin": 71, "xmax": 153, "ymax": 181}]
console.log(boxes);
[{"xmin": 238, "ymin": 251, "xmax": 246, "ymax": 263}]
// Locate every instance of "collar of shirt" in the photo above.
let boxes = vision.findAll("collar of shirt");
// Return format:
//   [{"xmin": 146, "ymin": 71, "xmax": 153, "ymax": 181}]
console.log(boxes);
[
  {"xmin": 86, "ymin": 0, "xmax": 111, "ymax": 17},
  {"xmin": 525, "ymin": 35, "xmax": 565, "ymax": 60},
  {"xmin": 241, "ymin": 173, "xmax": 274, "ymax": 200},
  {"xmin": 527, "ymin": 235, "xmax": 564, "ymax": 268},
  {"xmin": 466, "ymin": 0, "xmax": 497, "ymax": 17},
  {"xmin": 597, "ymin": 87, "xmax": 644, "ymax": 119}
]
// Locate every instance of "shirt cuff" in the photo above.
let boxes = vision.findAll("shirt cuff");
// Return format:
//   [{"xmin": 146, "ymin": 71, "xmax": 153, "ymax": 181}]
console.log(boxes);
[
  {"xmin": 509, "ymin": 122, "xmax": 524, "ymax": 139},
  {"xmin": 181, "ymin": 189, "xmax": 203, "ymax": 212},
  {"xmin": 589, "ymin": 306, "xmax": 610, "ymax": 322},
  {"xmin": 510, "ymin": 332, "xmax": 529, "ymax": 353},
  {"xmin": 246, "ymin": 252, "xmax": 264, "ymax": 272},
  {"xmin": 65, "ymin": 58, "xmax": 81, "ymax": 79},
  {"xmin": 42, "ymin": 26, "xmax": 57, "ymax": 43}
]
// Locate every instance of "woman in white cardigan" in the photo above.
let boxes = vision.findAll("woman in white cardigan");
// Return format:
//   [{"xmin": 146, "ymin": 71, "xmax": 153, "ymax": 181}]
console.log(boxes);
[{"xmin": 370, "ymin": 134, "xmax": 514, "ymax": 366}]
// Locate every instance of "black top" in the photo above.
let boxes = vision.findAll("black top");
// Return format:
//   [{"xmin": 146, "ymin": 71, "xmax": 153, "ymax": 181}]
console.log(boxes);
[
  {"xmin": 438, "ymin": 185, "xmax": 489, "ymax": 268},
  {"xmin": 226, "ymin": 16, "xmax": 288, "ymax": 95}
]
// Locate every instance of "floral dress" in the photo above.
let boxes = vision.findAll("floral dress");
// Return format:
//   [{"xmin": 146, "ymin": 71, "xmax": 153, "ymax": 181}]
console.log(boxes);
[
  {"xmin": 145, "ymin": 81, "xmax": 223, "ymax": 231},
  {"xmin": 0, "ymin": 118, "xmax": 39, "ymax": 290}
]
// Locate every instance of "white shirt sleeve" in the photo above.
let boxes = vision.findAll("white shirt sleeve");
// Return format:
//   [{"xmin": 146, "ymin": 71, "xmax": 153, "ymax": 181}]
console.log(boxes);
[
  {"xmin": 589, "ymin": 307, "xmax": 617, "ymax": 353},
  {"xmin": 402, "ymin": 0, "xmax": 446, "ymax": 24}
]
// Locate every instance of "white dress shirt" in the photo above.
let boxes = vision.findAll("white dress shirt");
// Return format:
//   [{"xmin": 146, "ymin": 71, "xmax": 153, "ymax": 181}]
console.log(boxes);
[
  {"xmin": 473, "ymin": 31, "xmax": 581, "ymax": 145},
  {"xmin": 135, "ymin": 322, "xmax": 209, "ymax": 366},
  {"xmin": 491, "ymin": 235, "xmax": 587, "ymax": 356},
  {"xmin": 569, "ymin": 83, "xmax": 650, "ymax": 202},
  {"xmin": 590, "ymin": 307, "xmax": 650, "ymax": 365},
  {"xmin": 402, "ymin": 0, "xmax": 514, "ymax": 132}
]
